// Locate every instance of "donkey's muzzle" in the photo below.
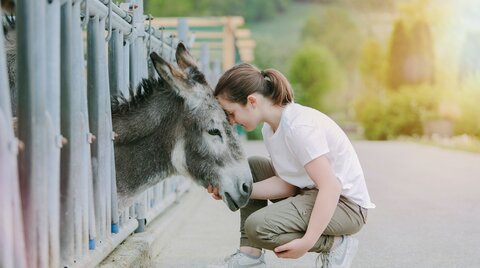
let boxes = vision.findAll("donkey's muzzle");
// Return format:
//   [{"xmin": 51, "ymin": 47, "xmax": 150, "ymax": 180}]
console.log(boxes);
[
  {"xmin": 218, "ymin": 159, "xmax": 254, "ymax": 211},
  {"xmin": 222, "ymin": 179, "xmax": 252, "ymax": 212}
]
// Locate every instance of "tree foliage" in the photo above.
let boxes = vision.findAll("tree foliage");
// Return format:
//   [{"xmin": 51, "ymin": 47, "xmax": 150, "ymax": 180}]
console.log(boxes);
[
  {"xmin": 355, "ymin": 85, "xmax": 441, "ymax": 140},
  {"xmin": 387, "ymin": 18, "xmax": 435, "ymax": 90},
  {"xmin": 300, "ymin": 7, "xmax": 362, "ymax": 71},
  {"xmin": 387, "ymin": 20, "xmax": 409, "ymax": 89},
  {"xmin": 289, "ymin": 44, "xmax": 343, "ymax": 112},
  {"xmin": 359, "ymin": 37, "xmax": 386, "ymax": 87}
]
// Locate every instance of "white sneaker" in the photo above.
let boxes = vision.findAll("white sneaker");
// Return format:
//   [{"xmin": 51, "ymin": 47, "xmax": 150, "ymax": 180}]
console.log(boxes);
[
  {"xmin": 205, "ymin": 249, "xmax": 266, "ymax": 268},
  {"xmin": 316, "ymin": 235, "xmax": 359, "ymax": 268}
]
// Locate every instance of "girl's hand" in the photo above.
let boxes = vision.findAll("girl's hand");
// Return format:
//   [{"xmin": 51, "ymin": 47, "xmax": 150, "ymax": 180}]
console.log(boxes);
[
  {"xmin": 207, "ymin": 184, "xmax": 222, "ymax": 200},
  {"xmin": 273, "ymin": 238, "xmax": 313, "ymax": 259}
]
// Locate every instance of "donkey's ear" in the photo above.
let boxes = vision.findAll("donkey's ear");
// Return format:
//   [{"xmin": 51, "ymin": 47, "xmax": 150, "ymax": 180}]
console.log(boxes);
[
  {"xmin": 176, "ymin": 43, "xmax": 198, "ymax": 70},
  {"xmin": 150, "ymin": 52, "xmax": 172, "ymax": 80},
  {"xmin": 150, "ymin": 52, "xmax": 185, "ymax": 83}
]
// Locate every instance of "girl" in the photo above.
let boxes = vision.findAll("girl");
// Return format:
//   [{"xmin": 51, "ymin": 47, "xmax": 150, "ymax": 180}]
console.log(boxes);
[{"xmin": 207, "ymin": 63, "xmax": 375, "ymax": 268}]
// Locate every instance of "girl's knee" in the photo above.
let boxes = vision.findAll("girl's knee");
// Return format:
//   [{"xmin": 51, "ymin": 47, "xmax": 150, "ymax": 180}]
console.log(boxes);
[{"xmin": 244, "ymin": 212, "xmax": 274, "ymax": 243}]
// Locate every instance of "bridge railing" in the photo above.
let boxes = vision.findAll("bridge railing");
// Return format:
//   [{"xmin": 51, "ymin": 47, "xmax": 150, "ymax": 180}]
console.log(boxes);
[{"xmin": 0, "ymin": 0, "xmax": 220, "ymax": 267}]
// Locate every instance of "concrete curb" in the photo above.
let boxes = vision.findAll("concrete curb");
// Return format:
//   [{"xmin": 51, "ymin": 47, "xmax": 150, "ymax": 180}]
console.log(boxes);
[{"xmin": 98, "ymin": 186, "xmax": 205, "ymax": 268}]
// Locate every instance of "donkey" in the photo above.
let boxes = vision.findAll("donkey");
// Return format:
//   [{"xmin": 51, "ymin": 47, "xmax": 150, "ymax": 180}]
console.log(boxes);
[
  {"xmin": 3, "ymin": 10, "xmax": 253, "ymax": 210},
  {"xmin": 112, "ymin": 43, "xmax": 253, "ymax": 211}
]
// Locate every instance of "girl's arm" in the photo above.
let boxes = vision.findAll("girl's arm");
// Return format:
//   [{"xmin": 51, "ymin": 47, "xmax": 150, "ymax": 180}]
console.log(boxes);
[
  {"xmin": 274, "ymin": 155, "xmax": 341, "ymax": 258},
  {"xmin": 301, "ymin": 155, "xmax": 341, "ymax": 246},
  {"xmin": 207, "ymin": 175, "xmax": 297, "ymax": 201},
  {"xmin": 250, "ymin": 175, "xmax": 297, "ymax": 200}
]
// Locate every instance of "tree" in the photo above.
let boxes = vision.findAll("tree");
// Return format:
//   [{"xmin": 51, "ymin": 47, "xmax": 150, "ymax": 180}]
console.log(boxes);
[
  {"xmin": 289, "ymin": 44, "xmax": 342, "ymax": 112},
  {"xmin": 359, "ymin": 37, "xmax": 385, "ymax": 87},
  {"xmin": 387, "ymin": 19, "xmax": 435, "ymax": 90},
  {"xmin": 300, "ymin": 7, "xmax": 362, "ymax": 72},
  {"xmin": 387, "ymin": 20, "xmax": 409, "ymax": 90},
  {"xmin": 407, "ymin": 20, "xmax": 435, "ymax": 84}
]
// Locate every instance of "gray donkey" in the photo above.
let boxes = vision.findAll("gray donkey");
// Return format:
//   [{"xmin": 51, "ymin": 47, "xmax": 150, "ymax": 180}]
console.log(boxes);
[
  {"xmin": 3, "ymin": 9, "xmax": 252, "ymax": 210},
  {"xmin": 112, "ymin": 43, "xmax": 253, "ymax": 211}
]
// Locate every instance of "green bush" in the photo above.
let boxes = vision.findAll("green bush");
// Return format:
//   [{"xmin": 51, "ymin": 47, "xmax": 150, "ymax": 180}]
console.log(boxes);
[
  {"xmin": 354, "ymin": 90, "xmax": 389, "ymax": 140},
  {"xmin": 289, "ymin": 44, "xmax": 343, "ymax": 112},
  {"xmin": 355, "ymin": 85, "xmax": 441, "ymax": 140},
  {"xmin": 452, "ymin": 81, "xmax": 480, "ymax": 137},
  {"xmin": 359, "ymin": 38, "xmax": 386, "ymax": 87}
]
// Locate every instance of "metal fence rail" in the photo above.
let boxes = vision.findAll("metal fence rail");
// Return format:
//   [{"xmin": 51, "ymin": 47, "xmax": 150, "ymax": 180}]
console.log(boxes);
[{"xmin": 0, "ymin": 0, "xmax": 221, "ymax": 267}]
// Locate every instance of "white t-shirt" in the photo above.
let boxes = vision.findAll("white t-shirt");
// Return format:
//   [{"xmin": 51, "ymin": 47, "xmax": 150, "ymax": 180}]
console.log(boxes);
[{"xmin": 262, "ymin": 103, "xmax": 375, "ymax": 209}]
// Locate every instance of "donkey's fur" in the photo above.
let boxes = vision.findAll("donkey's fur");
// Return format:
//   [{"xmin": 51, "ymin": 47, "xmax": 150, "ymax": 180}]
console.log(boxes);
[
  {"xmin": 112, "ymin": 44, "xmax": 252, "ymax": 211},
  {"xmin": 2, "ymin": 13, "xmax": 16, "ymax": 116},
  {"xmin": 1, "ymin": 0, "xmax": 15, "ymax": 14}
]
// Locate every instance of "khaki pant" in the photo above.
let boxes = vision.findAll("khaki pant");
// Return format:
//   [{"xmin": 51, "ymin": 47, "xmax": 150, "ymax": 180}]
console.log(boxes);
[{"xmin": 240, "ymin": 156, "xmax": 368, "ymax": 253}]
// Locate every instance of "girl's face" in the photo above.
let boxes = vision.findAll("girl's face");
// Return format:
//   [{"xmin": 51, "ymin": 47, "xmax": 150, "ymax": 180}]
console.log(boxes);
[{"xmin": 217, "ymin": 95, "xmax": 260, "ymax": 131}]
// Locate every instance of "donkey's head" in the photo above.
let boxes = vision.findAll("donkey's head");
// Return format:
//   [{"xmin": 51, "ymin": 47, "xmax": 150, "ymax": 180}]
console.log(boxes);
[{"xmin": 150, "ymin": 43, "xmax": 253, "ymax": 211}]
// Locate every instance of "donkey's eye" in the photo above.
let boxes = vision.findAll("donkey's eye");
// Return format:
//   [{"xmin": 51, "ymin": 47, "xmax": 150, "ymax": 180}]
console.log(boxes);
[{"xmin": 207, "ymin": 129, "xmax": 222, "ymax": 138}]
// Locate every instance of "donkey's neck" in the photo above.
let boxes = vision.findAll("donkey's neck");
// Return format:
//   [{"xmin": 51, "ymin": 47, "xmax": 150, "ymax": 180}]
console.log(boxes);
[
  {"xmin": 112, "ymin": 79, "xmax": 184, "ymax": 144},
  {"xmin": 112, "ymin": 79, "xmax": 186, "ymax": 197}
]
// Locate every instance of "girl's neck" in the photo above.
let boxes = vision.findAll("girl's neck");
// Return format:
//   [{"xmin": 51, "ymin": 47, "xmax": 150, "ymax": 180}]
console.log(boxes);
[{"xmin": 262, "ymin": 103, "xmax": 286, "ymax": 133}]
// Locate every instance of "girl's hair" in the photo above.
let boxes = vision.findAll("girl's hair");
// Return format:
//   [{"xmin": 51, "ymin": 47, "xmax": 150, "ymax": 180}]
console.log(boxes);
[{"xmin": 214, "ymin": 63, "xmax": 293, "ymax": 106}]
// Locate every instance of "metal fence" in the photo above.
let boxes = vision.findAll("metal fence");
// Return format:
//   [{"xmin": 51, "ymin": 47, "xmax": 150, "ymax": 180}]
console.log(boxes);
[{"xmin": 0, "ymin": 0, "xmax": 220, "ymax": 267}]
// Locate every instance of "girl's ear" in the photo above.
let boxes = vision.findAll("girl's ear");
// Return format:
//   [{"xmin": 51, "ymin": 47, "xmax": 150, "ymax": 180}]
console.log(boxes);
[{"xmin": 247, "ymin": 94, "xmax": 257, "ymax": 107}]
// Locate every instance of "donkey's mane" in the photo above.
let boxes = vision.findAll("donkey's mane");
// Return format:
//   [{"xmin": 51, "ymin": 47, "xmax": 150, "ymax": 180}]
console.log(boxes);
[
  {"xmin": 2, "ymin": 15, "xmax": 15, "ymax": 40},
  {"xmin": 111, "ymin": 78, "xmax": 181, "ymax": 115}
]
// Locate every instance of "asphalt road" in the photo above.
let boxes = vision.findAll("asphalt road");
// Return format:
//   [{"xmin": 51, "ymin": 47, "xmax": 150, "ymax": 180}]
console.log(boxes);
[{"xmin": 153, "ymin": 141, "xmax": 480, "ymax": 268}]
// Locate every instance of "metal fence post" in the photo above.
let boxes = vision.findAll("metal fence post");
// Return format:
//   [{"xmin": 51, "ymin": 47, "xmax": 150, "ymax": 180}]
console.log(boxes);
[
  {"xmin": 0, "ymin": 6, "xmax": 28, "ymax": 268},
  {"xmin": 109, "ymin": 29, "xmax": 124, "ymax": 97},
  {"xmin": 73, "ymin": 0, "xmax": 91, "ymax": 260},
  {"xmin": 128, "ymin": 0, "xmax": 149, "ymax": 233},
  {"xmin": 122, "ymin": 38, "xmax": 131, "ymax": 97},
  {"xmin": 16, "ymin": 0, "xmax": 49, "ymax": 266},
  {"xmin": 45, "ymin": 0, "xmax": 62, "ymax": 267},
  {"xmin": 108, "ymin": 29, "xmax": 124, "ymax": 234},
  {"xmin": 59, "ymin": 2, "xmax": 75, "ymax": 264},
  {"xmin": 60, "ymin": 0, "xmax": 92, "ymax": 265},
  {"xmin": 88, "ymin": 14, "xmax": 110, "ymax": 245}
]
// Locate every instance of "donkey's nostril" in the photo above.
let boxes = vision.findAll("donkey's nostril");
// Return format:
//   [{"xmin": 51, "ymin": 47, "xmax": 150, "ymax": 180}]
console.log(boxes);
[{"xmin": 241, "ymin": 182, "xmax": 250, "ymax": 194}]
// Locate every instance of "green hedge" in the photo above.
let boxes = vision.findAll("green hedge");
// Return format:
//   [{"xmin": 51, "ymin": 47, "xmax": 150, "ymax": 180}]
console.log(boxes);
[
  {"xmin": 354, "ymin": 85, "xmax": 440, "ymax": 140},
  {"xmin": 289, "ymin": 44, "xmax": 343, "ymax": 112},
  {"xmin": 451, "ymin": 83, "xmax": 480, "ymax": 137}
]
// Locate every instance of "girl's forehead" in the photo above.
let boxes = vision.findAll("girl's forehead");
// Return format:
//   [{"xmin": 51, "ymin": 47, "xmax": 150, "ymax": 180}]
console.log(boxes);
[{"xmin": 216, "ymin": 96, "xmax": 234, "ymax": 108}]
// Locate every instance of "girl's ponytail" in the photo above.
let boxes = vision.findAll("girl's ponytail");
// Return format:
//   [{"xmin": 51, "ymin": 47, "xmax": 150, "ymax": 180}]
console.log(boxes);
[
  {"xmin": 262, "ymin": 69, "xmax": 293, "ymax": 106},
  {"xmin": 215, "ymin": 63, "xmax": 294, "ymax": 106}
]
